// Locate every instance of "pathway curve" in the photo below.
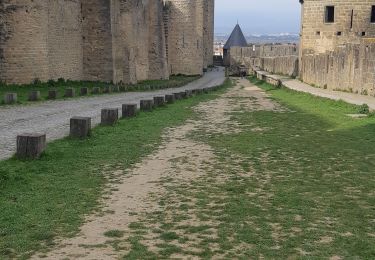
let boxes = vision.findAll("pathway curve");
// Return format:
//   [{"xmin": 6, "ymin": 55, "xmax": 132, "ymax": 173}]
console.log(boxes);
[
  {"xmin": 32, "ymin": 78, "xmax": 281, "ymax": 259},
  {"xmin": 0, "ymin": 69, "xmax": 225, "ymax": 161},
  {"xmin": 256, "ymin": 70, "xmax": 375, "ymax": 110}
]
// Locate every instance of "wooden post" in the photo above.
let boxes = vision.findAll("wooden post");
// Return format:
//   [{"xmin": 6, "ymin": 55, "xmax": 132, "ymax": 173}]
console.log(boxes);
[
  {"xmin": 173, "ymin": 93, "xmax": 182, "ymax": 100},
  {"xmin": 165, "ymin": 94, "xmax": 175, "ymax": 104},
  {"xmin": 28, "ymin": 91, "xmax": 41, "ymax": 101},
  {"xmin": 16, "ymin": 133, "xmax": 46, "ymax": 159},
  {"xmin": 185, "ymin": 90, "xmax": 193, "ymax": 97},
  {"xmin": 112, "ymin": 86, "xmax": 120, "ymax": 92},
  {"xmin": 103, "ymin": 86, "xmax": 112, "ymax": 94},
  {"xmin": 47, "ymin": 90, "xmax": 58, "ymax": 100},
  {"xmin": 153, "ymin": 96, "xmax": 165, "ymax": 107},
  {"xmin": 101, "ymin": 108, "xmax": 119, "ymax": 126},
  {"xmin": 80, "ymin": 87, "xmax": 89, "ymax": 96},
  {"xmin": 70, "ymin": 117, "xmax": 91, "ymax": 138},
  {"xmin": 65, "ymin": 88, "xmax": 75, "ymax": 98},
  {"xmin": 122, "ymin": 104, "xmax": 138, "ymax": 118},
  {"xmin": 4, "ymin": 93, "xmax": 17, "ymax": 104},
  {"xmin": 92, "ymin": 87, "xmax": 101, "ymax": 95},
  {"xmin": 180, "ymin": 91, "xmax": 187, "ymax": 99},
  {"xmin": 140, "ymin": 100, "xmax": 154, "ymax": 112}
]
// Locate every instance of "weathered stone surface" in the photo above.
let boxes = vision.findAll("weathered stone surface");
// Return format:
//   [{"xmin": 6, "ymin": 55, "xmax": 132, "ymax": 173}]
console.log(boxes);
[
  {"xmin": 64, "ymin": 88, "xmax": 75, "ymax": 98},
  {"xmin": 92, "ymin": 87, "xmax": 101, "ymax": 95},
  {"xmin": 28, "ymin": 91, "xmax": 41, "ymax": 101},
  {"xmin": 165, "ymin": 94, "xmax": 175, "ymax": 104},
  {"xmin": 4, "ymin": 93, "xmax": 17, "ymax": 104},
  {"xmin": 122, "ymin": 104, "xmax": 138, "ymax": 118},
  {"xmin": 70, "ymin": 117, "xmax": 91, "ymax": 138},
  {"xmin": 48, "ymin": 90, "xmax": 58, "ymax": 100},
  {"xmin": 140, "ymin": 100, "xmax": 154, "ymax": 112},
  {"xmin": 0, "ymin": 1, "xmax": 214, "ymax": 85},
  {"xmin": 16, "ymin": 133, "xmax": 46, "ymax": 159},
  {"xmin": 101, "ymin": 108, "xmax": 119, "ymax": 126},
  {"xmin": 153, "ymin": 96, "xmax": 165, "ymax": 107},
  {"xmin": 80, "ymin": 87, "xmax": 89, "ymax": 96}
]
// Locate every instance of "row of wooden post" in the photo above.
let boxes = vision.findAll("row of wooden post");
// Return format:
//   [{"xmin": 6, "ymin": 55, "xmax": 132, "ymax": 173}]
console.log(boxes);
[{"xmin": 15, "ymin": 86, "xmax": 218, "ymax": 159}]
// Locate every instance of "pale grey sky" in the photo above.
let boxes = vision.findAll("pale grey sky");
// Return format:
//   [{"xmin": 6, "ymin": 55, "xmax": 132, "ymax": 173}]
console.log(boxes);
[{"xmin": 215, "ymin": 0, "xmax": 301, "ymax": 35}]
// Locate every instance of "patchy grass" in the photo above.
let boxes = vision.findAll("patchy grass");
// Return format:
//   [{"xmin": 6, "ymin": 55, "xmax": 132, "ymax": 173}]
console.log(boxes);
[
  {"xmin": 121, "ymin": 77, "xmax": 375, "ymax": 259},
  {"xmin": 0, "ymin": 75, "xmax": 199, "ymax": 106},
  {"xmin": 0, "ymin": 82, "xmax": 226, "ymax": 259},
  {"xmin": 104, "ymin": 230, "xmax": 125, "ymax": 238}
]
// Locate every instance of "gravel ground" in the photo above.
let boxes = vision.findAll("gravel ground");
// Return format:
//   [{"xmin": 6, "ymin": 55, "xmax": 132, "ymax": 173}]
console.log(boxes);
[{"xmin": 0, "ymin": 69, "xmax": 225, "ymax": 161}]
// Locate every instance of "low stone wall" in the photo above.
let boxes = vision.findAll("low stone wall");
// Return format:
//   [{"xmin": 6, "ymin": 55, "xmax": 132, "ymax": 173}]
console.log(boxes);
[
  {"xmin": 300, "ymin": 40, "xmax": 375, "ymax": 96},
  {"xmin": 229, "ymin": 45, "xmax": 299, "ymax": 77}
]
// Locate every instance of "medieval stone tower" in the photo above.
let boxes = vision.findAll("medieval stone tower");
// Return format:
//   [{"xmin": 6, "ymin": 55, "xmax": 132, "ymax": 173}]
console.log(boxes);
[
  {"xmin": 0, "ymin": 0, "xmax": 215, "ymax": 85},
  {"xmin": 163, "ymin": 0, "xmax": 214, "ymax": 76},
  {"xmin": 299, "ymin": 0, "xmax": 375, "ymax": 94}
]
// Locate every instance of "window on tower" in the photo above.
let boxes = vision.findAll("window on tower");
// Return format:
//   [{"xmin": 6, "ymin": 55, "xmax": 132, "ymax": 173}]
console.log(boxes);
[
  {"xmin": 371, "ymin": 6, "xmax": 375, "ymax": 23},
  {"xmin": 325, "ymin": 6, "xmax": 335, "ymax": 23}
]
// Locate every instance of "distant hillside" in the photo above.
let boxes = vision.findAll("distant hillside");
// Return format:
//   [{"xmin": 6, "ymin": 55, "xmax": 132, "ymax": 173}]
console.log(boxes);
[{"xmin": 215, "ymin": 33, "xmax": 299, "ymax": 45}]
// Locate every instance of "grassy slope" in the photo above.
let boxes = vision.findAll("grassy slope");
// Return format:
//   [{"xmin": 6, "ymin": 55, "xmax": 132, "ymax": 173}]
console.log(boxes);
[
  {"xmin": 0, "ymin": 75, "xmax": 199, "ymax": 106},
  {"xmin": 123, "ymin": 77, "xmax": 375, "ymax": 259},
  {"xmin": 0, "ymin": 85, "xmax": 222, "ymax": 259}
]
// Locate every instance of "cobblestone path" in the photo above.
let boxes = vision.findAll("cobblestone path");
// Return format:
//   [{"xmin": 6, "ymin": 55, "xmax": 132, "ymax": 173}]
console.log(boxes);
[{"xmin": 0, "ymin": 69, "xmax": 225, "ymax": 161}]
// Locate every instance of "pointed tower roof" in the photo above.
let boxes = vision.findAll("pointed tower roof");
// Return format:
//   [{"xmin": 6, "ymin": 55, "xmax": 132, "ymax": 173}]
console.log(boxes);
[{"xmin": 223, "ymin": 24, "xmax": 248, "ymax": 50}]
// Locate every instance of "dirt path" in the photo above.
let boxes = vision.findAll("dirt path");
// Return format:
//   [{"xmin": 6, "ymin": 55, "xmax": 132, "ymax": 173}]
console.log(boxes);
[{"xmin": 33, "ymin": 78, "xmax": 281, "ymax": 259}]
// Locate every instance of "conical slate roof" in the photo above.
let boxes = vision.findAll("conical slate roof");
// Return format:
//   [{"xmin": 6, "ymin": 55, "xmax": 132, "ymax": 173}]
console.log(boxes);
[{"xmin": 223, "ymin": 24, "xmax": 248, "ymax": 50}]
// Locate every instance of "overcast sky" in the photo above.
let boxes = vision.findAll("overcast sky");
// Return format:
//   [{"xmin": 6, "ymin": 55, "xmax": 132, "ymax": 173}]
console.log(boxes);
[{"xmin": 215, "ymin": 0, "xmax": 301, "ymax": 35}]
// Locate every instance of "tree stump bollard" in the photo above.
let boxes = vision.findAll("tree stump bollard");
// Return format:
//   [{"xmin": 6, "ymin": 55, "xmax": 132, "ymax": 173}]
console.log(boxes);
[
  {"xmin": 16, "ymin": 133, "xmax": 46, "ymax": 159},
  {"xmin": 122, "ymin": 104, "xmax": 138, "ymax": 118},
  {"xmin": 80, "ymin": 87, "xmax": 89, "ymax": 96},
  {"xmin": 65, "ymin": 88, "xmax": 75, "ymax": 98},
  {"xmin": 101, "ymin": 108, "xmax": 119, "ymax": 126},
  {"xmin": 92, "ymin": 87, "xmax": 101, "ymax": 95},
  {"xmin": 70, "ymin": 117, "xmax": 91, "ymax": 138},
  {"xmin": 28, "ymin": 91, "xmax": 40, "ymax": 101},
  {"xmin": 165, "ymin": 94, "xmax": 175, "ymax": 104},
  {"xmin": 173, "ymin": 93, "xmax": 182, "ymax": 100},
  {"xmin": 48, "ymin": 90, "xmax": 58, "ymax": 100},
  {"xmin": 180, "ymin": 91, "xmax": 187, "ymax": 99},
  {"xmin": 112, "ymin": 86, "xmax": 120, "ymax": 92},
  {"xmin": 4, "ymin": 93, "xmax": 17, "ymax": 104},
  {"xmin": 140, "ymin": 100, "xmax": 154, "ymax": 112},
  {"xmin": 185, "ymin": 90, "xmax": 193, "ymax": 97},
  {"xmin": 153, "ymin": 96, "xmax": 165, "ymax": 107},
  {"xmin": 103, "ymin": 86, "xmax": 112, "ymax": 94}
]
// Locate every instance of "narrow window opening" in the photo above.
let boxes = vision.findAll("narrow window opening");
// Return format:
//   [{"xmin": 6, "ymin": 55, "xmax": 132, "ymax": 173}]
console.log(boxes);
[
  {"xmin": 362, "ymin": 32, "xmax": 366, "ymax": 36},
  {"xmin": 350, "ymin": 10, "xmax": 354, "ymax": 29},
  {"xmin": 316, "ymin": 31, "xmax": 321, "ymax": 36},
  {"xmin": 325, "ymin": 6, "xmax": 335, "ymax": 23},
  {"xmin": 337, "ymin": 31, "xmax": 342, "ymax": 36},
  {"xmin": 371, "ymin": 6, "xmax": 375, "ymax": 23}
]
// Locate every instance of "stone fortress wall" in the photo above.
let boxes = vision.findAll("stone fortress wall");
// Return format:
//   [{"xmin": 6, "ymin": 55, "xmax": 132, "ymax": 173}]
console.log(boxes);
[
  {"xmin": 230, "ymin": 0, "xmax": 375, "ymax": 96},
  {"xmin": 300, "ymin": 0, "xmax": 375, "ymax": 95},
  {"xmin": 0, "ymin": 0, "xmax": 214, "ymax": 85},
  {"xmin": 230, "ymin": 45, "xmax": 299, "ymax": 77}
]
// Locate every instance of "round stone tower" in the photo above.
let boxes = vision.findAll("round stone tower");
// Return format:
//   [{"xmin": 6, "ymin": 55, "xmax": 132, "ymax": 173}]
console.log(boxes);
[{"xmin": 163, "ymin": 0, "xmax": 205, "ymax": 76}]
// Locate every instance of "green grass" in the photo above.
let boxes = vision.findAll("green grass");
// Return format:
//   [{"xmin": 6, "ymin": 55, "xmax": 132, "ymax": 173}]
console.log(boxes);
[
  {"xmin": 0, "ymin": 75, "xmax": 199, "ymax": 106},
  {"xmin": 0, "ymin": 84, "xmax": 225, "ymax": 259},
  {"xmin": 104, "ymin": 230, "xmax": 125, "ymax": 238},
  {"xmin": 121, "ymin": 77, "xmax": 375, "ymax": 259}
]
